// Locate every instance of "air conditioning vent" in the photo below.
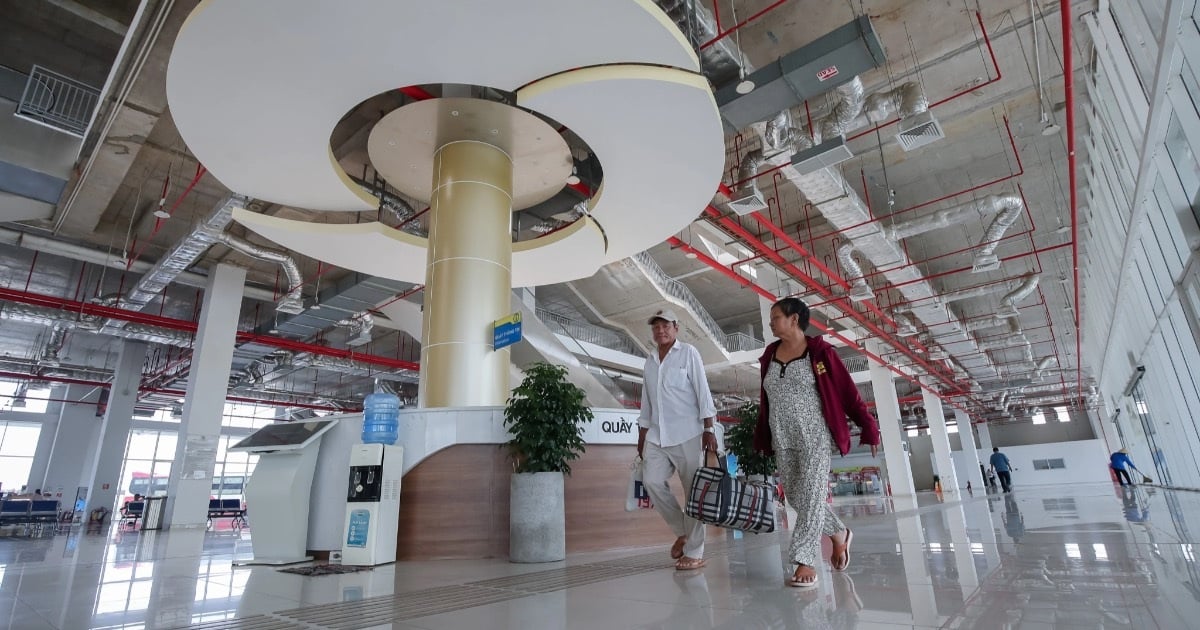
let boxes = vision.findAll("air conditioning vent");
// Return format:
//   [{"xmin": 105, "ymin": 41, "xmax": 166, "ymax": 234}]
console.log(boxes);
[
  {"xmin": 724, "ymin": 187, "xmax": 769, "ymax": 216},
  {"xmin": 790, "ymin": 135, "xmax": 854, "ymax": 175},
  {"xmin": 895, "ymin": 111, "xmax": 945, "ymax": 152}
]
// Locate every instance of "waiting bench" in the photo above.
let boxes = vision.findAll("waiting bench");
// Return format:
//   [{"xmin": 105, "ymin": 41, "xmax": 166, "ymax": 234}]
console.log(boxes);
[
  {"xmin": 207, "ymin": 499, "xmax": 246, "ymax": 528},
  {"xmin": 1, "ymin": 500, "xmax": 61, "ymax": 536}
]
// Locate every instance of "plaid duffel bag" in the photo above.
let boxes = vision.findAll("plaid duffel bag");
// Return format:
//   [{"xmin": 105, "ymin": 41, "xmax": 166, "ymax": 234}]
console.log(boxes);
[{"xmin": 684, "ymin": 451, "xmax": 775, "ymax": 534}]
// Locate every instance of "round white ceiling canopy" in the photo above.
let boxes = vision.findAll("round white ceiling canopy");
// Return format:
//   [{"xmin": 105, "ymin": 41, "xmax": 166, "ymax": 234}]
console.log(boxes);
[
  {"xmin": 232, "ymin": 208, "xmax": 608, "ymax": 288},
  {"xmin": 367, "ymin": 97, "xmax": 573, "ymax": 211},
  {"xmin": 167, "ymin": 0, "xmax": 699, "ymax": 212},
  {"xmin": 517, "ymin": 65, "xmax": 726, "ymax": 263}
]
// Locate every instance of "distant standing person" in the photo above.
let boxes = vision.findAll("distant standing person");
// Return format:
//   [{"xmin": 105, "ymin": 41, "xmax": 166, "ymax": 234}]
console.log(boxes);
[
  {"xmin": 637, "ymin": 309, "xmax": 718, "ymax": 571},
  {"xmin": 753, "ymin": 298, "xmax": 881, "ymax": 589},
  {"xmin": 1109, "ymin": 449, "xmax": 1138, "ymax": 486},
  {"xmin": 989, "ymin": 447, "xmax": 1013, "ymax": 493}
]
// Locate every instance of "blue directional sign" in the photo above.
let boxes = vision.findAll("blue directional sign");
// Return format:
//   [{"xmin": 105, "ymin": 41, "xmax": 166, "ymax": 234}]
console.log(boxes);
[{"xmin": 493, "ymin": 312, "xmax": 523, "ymax": 351}]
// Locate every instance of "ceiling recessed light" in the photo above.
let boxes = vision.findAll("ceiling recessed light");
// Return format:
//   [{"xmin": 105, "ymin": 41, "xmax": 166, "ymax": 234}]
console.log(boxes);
[
  {"xmin": 736, "ymin": 79, "xmax": 756, "ymax": 95},
  {"xmin": 565, "ymin": 174, "xmax": 580, "ymax": 186},
  {"xmin": 684, "ymin": 251, "xmax": 698, "ymax": 259},
  {"xmin": 1042, "ymin": 121, "xmax": 1062, "ymax": 136},
  {"xmin": 153, "ymin": 207, "xmax": 170, "ymax": 219}
]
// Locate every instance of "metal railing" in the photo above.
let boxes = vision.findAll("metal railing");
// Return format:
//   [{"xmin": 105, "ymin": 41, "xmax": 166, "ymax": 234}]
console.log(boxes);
[
  {"xmin": 632, "ymin": 252, "xmax": 727, "ymax": 344},
  {"xmin": 843, "ymin": 355, "xmax": 869, "ymax": 373},
  {"xmin": 16, "ymin": 65, "xmax": 100, "ymax": 137},
  {"xmin": 535, "ymin": 308, "xmax": 643, "ymax": 356},
  {"xmin": 632, "ymin": 252, "xmax": 764, "ymax": 353},
  {"xmin": 724, "ymin": 331, "xmax": 765, "ymax": 353}
]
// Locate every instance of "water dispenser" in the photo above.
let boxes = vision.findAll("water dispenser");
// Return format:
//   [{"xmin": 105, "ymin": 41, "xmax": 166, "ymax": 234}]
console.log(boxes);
[{"xmin": 341, "ymin": 443, "xmax": 403, "ymax": 566}]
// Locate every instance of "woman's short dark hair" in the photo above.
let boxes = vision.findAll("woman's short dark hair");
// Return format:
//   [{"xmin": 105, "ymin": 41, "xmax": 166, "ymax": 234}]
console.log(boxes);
[{"xmin": 772, "ymin": 298, "xmax": 810, "ymax": 330}]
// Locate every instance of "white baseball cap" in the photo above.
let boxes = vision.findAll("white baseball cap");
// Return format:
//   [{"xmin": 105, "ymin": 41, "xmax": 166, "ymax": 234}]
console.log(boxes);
[{"xmin": 647, "ymin": 309, "xmax": 680, "ymax": 325}]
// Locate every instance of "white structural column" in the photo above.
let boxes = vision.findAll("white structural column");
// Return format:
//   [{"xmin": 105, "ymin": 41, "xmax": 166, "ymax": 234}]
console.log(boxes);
[
  {"xmin": 867, "ymin": 340, "xmax": 915, "ymax": 496},
  {"xmin": 167, "ymin": 262, "xmax": 247, "ymax": 527},
  {"xmin": 923, "ymin": 383, "xmax": 959, "ymax": 493},
  {"xmin": 35, "ymin": 385, "xmax": 104, "ymax": 501},
  {"xmin": 894, "ymin": 497, "xmax": 938, "ymax": 626},
  {"xmin": 84, "ymin": 340, "xmax": 148, "ymax": 513},
  {"xmin": 977, "ymin": 420, "xmax": 994, "ymax": 455},
  {"xmin": 955, "ymin": 409, "xmax": 984, "ymax": 488},
  {"xmin": 944, "ymin": 504, "xmax": 980, "ymax": 601}
]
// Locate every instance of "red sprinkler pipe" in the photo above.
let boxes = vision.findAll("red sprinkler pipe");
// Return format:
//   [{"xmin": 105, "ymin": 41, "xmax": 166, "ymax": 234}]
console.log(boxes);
[
  {"xmin": 693, "ymin": 211, "xmax": 966, "ymax": 394},
  {"xmin": 0, "ymin": 287, "xmax": 419, "ymax": 372},
  {"xmin": 1060, "ymin": 0, "xmax": 1083, "ymax": 408},
  {"xmin": 0, "ymin": 371, "xmax": 359, "ymax": 412},
  {"xmin": 668, "ymin": 237, "xmax": 978, "ymax": 414}
]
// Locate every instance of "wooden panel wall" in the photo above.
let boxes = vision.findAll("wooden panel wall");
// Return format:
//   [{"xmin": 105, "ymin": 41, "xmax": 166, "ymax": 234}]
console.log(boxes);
[{"xmin": 395, "ymin": 444, "xmax": 688, "ymax": 560}]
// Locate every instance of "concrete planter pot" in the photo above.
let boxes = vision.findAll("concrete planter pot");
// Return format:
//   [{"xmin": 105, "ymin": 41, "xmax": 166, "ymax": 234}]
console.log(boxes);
[{"xmin": 509, "ymin": 471, "xmax": 565, "ymax": 563}]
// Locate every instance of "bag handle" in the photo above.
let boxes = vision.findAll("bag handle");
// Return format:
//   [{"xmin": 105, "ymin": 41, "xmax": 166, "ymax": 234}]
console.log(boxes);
[{"xmin": 703, "ymin": 448, "xmax": 726, "ymax": 468}]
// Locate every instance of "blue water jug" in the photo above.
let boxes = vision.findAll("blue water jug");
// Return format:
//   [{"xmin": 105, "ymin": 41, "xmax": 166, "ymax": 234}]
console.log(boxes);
[{"xmin": 362, "ymin": 392, "xmax": 400, "ymax": 445}]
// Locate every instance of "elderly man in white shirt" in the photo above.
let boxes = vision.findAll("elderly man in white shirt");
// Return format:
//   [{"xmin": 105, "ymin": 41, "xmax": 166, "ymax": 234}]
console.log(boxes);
[{"xmin": 637, "ymin": 308, "xmax": 718, "ymax": 571}]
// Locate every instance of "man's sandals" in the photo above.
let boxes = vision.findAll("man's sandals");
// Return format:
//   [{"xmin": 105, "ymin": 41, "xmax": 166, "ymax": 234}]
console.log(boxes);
[
  {"xmin": 675, "ymin": 556, "xmax": 706, "ymax": 570},
  {"xmin": 669, "ymin": 536, "xmax": 687, "ymax": 560}
]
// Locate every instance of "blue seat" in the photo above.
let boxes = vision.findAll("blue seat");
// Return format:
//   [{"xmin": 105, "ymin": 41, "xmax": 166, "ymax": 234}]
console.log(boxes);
[
  {"xmin": 0, "ymin": 500, "xmax": 31, "ymax": 524},
  {"xmin": 207, "ymin": 498, "xmax": 246, "ymax": 528},
  {"xmin": 120, "ymin": 501, "xmax": 145, "ymax": 527},
  {"xmin": 29, "ymin": 500, "xmax": 59, "ymax": 521}
]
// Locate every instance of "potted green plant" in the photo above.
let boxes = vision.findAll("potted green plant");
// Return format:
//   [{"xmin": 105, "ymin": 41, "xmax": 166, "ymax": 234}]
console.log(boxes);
[
  {"xmin": 725, "ymin": 402, "xmax": 776, "ymax": 481},
  {"xmin": 503, "ymin": 362, "xmax": 593, "ymax": 563}
]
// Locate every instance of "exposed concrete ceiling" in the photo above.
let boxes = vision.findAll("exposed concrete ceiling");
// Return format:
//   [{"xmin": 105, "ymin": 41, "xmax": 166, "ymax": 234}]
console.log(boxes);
[{"xmin": 0, "ymin": 0, "xmax": 1097, "ymax": 419}]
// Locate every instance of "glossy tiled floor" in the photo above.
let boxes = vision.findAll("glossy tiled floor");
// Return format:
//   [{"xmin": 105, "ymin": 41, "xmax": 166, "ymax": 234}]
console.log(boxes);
[{"xmin": 2, "ymin": 483, "xmax": 1199, "ymax": 629}]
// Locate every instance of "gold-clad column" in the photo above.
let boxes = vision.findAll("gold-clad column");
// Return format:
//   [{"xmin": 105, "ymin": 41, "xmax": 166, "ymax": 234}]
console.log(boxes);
[{"xmin": 419, "ymin": 140, "xmax": 513, "ymax": 407}]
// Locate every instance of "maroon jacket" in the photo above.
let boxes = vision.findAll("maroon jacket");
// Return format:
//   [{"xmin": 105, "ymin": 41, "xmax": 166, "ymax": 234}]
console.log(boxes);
[{"xmin": 753, "ymin": 336, "xmax": 881, "ymax": 456}]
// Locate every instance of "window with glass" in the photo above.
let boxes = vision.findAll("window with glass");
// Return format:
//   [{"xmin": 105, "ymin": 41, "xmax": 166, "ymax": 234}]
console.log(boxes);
[
  {"xmin": 0, "ymin": 380, "xmax": 53, "ymax": 414},
  {"xmin": 0, "ymin": 421, "xmax": 41, "ymax": 494},
  {"xmin": 1165, "ymin": 113, "xmax": 1200, "ymax": 202},
  {"xmin": 117, "ymin": 429, "xmax": 177, "ymax": 509}
]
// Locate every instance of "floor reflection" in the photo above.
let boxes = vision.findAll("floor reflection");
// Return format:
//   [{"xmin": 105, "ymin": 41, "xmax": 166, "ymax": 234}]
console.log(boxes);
[{"xmin": 0, "ymin": 483, "xmax": 1197, "ymax": 628}]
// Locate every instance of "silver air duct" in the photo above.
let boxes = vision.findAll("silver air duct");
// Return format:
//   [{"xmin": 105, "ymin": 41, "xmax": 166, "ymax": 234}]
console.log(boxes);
[
  {"xmin": 819, "ymin": 76, "xmax": 866, "ymax": 139},
  {"xmin": 862, "ymin": 81, "xmax": 929, "ymax": 122},
  {"xmin": 41, "ymin": 324, "xmax": 67, "ymax": 366},
  {"xmin": 886, "ymin": 195, "xmax": 1024, "ymax": 244},
  {"xmin": 998, "ymin": 272, "xmax": 1040, "ymax": 317},
  {"xmin": 336, "ymin": 311, "xmax": 375, "ymax": 348},
  {"xmin": 214, "ymin": 231, "xmax": 305, "ymax": 314},
  {"xmin": 836, "ymin": 243, "xmax": 874, "ymax": 301},
  {"xmin": 1033, "ymin": 356, "xmax": 1057, "ymax": 379},
  {"xmin": 971, "ymin": 197, "xmax": 1023, "ymax": 272},
  {"xmin": 0, "ymin": 302, "xmax": 194, "ymax": 347},
  {"xmin": 893, "ymin": 312, "xmax": 918, "ymax": 337},
  {"xmin": 653, "ymin": 0, "xmax": 752, "ymax": 90},
  {"xmin": 728, "ymin": 78, "xmax": 865, "ymax": 214}
]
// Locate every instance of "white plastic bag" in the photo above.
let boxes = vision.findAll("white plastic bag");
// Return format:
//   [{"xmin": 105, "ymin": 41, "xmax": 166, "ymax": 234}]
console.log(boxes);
[{"xmin": 625, "ymin": 457, "xmax": 653, "ymax": 512}]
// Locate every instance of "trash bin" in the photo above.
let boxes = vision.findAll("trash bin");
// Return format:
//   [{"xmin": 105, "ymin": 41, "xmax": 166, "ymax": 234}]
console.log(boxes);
[{"xmin": 142, "ymin": 496, "xmax": 167, "ymax": 530}]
